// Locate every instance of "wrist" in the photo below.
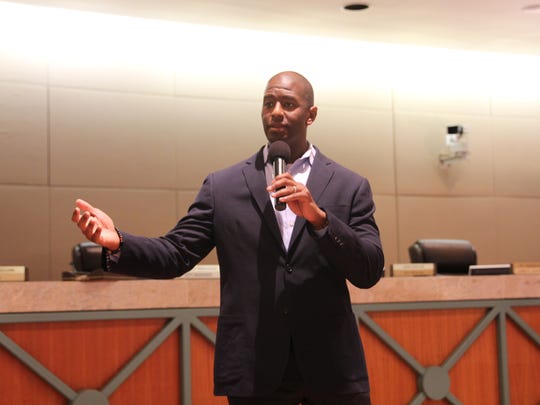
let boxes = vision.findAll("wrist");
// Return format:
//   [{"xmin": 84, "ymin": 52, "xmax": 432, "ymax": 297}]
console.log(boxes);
[
  {"xmin": 311, "ymin": 211, "xmax": 328, "ymax": 230},
  {"xmin": 108, "ymin": 228, "xmax": 123, "ymax": 254}
]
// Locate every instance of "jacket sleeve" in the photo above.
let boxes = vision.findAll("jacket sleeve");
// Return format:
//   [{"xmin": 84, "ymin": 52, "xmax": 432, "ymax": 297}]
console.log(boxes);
[
  {"xmin": 313, "ymin": 177, "xmax": 385, "ymax": 289},
  {"xmin": 107, "ymin": 176, "xmax": 216, "ymax": 279}
]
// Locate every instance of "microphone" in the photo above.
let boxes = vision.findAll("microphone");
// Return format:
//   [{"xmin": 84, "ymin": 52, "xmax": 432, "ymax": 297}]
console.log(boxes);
[{"xmin": 268, "ymin": 140, "xmax": 291, "ymax": 211}]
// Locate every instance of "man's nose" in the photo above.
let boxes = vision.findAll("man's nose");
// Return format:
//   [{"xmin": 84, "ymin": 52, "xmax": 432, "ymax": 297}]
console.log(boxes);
[{"xmin": 271, "ymin": 103, "xmax": 284, "ymax": 120}]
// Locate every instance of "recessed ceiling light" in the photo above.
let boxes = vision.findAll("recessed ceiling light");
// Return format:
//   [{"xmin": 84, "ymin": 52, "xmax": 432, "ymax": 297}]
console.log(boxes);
[
  {"xmin": 343, "ymin": 3, "xmax": 370, "ymax": 11},
  {"xmin": 522, "ymin": 4, "xmax": 540, "ymax": 13}
]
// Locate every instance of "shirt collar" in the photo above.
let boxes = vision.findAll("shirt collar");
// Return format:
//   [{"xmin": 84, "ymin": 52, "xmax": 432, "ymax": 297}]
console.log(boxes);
[{"xmin": 263, "ymin": 142, "xmax": 316, "ymax": 167}]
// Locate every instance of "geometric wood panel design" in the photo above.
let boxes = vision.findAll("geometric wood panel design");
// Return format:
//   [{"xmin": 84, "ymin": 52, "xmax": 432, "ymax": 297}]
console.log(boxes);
[
  {"xmin": 0, "ymin": 319, "xmax": 179, "ymax": 404},
  {"xmin": 357, "ymin": 300, "xmax": 540, "ymax": 405},
  {"xmin": 506, "ymin": 307, "xmax": 540, "ymax": 405},
  {"xmin": 190, "ymin": 317, "xmax": 227, "ymax": 405},
  {"xmin": 1, "ymin": 301, "xmax": 538, "ymax": 404}
]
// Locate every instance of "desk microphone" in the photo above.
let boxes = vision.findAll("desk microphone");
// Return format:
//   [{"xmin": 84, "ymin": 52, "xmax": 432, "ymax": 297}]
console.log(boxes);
[{"xmin": 268, "ymin": 140, "xmax": 291, "ymax": 211}]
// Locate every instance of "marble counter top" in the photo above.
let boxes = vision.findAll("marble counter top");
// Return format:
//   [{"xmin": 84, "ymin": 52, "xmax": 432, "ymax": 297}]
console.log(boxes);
[{"xmin": 1, "ymin": 275, "xmax": 538, "ymax": 314}]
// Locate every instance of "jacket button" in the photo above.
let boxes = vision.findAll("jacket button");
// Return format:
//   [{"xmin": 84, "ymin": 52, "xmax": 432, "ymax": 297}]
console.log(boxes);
[
  {"xmin": 285, "ymin": 264, "xmax": 293, "ymax": 273},
  {"xmin": 333, "ymin": 236, "xmax": 344, "ymax": 247}
]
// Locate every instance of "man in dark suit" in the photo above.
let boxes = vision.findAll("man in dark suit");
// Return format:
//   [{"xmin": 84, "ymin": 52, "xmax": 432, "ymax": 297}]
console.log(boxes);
[{"xmin": 72, "ymin": 71, "xmax": 384, "ymax": 404}]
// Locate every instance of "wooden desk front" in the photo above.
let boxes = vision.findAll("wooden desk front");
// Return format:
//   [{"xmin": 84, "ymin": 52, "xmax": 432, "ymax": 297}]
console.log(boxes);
[{"xmin": 0, "ymin": 275, "xmax": 539, "ymax": 404}]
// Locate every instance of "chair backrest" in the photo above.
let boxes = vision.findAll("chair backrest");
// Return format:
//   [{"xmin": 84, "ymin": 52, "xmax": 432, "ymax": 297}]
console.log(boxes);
[
  {"xmin": 408, "ymin": 239, "xmax": 477, "ymax": 274},
  {"xmin": 71, "ymin": 242, "xmax": 103, "ymax": 272}
]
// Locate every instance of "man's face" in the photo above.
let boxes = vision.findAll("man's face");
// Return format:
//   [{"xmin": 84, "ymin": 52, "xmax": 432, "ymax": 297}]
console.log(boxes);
[{"xmin": 261, "ymin": 73, "xmax": 316, "ymax": 151}]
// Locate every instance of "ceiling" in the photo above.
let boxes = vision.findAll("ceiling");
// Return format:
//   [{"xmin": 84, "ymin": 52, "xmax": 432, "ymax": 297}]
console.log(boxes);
[{"xmin": 8, "ymin": 0, "xmax": 540, "ymax": 55}]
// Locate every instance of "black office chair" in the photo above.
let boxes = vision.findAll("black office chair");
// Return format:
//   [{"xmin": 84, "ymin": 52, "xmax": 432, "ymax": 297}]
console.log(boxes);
[
  {"xmin": 65, "ymin": 242, "xmax": 136, "ymax": 280},
  {"xmin": 408, "ymin": 239, "xmax": 477, "ymax": 274},
  {"xmin": 71, "ymin": 241, "xmax": 103, "ymax": 272}
]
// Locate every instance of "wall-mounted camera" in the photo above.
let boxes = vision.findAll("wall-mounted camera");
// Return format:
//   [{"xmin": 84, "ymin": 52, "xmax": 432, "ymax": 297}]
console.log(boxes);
[{"xmin": 438, "ymin": 125, "xmax": 469, "ymax": 165}]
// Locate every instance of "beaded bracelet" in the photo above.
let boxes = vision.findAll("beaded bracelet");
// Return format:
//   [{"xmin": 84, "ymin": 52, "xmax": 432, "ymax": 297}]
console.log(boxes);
[{"xmin": 109, "ymin": 228, "xmax": 124, "ymax": 255}]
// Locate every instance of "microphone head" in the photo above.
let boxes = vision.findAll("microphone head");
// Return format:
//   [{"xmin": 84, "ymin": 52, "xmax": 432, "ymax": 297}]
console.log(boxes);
[{"xmin": 268, "ymin": 140, "xmax": 291, "ymax": 163}]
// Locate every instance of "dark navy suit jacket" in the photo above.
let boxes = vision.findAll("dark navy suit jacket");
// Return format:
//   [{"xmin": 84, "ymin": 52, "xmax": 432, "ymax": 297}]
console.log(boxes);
[{"xmin": 109, "ymin": 146, "xmax": 385, "ymax": 397}]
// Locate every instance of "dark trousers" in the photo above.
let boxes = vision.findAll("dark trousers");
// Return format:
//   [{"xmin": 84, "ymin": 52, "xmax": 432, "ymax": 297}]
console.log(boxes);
[
  {"xmin": 228, "ymin": 390, "xmax": 371, "ymax": 405},
  {"xmin": 228, "ymin": 345, "xmax": 371, "ymax": 405}
]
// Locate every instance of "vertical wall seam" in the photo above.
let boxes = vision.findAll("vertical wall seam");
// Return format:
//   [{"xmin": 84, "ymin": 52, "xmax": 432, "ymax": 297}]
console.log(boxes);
[
  {"xmin": 390, "ymin": 85, "xmax": 401, "ymax": 262},
  {"xmin": 46, "ymin": 57, "xmax": 53, "ymax": 279}
]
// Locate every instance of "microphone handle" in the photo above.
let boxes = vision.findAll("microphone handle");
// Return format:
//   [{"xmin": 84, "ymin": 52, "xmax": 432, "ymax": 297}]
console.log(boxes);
[{"xmin": 273, "ymin": 158, "xmax": 286, "ymax": 211}]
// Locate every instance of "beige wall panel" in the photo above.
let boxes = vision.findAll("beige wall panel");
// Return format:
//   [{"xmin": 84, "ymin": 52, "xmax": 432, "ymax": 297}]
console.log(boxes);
[
  {"xmin": 492, "ymin": 117, "xmax": 540, "ymax": 197},
  {"xmin": 492, "ymin": 89, "xmax": 540, "ymax": 118},
  {"xmin": 0, "ymin": 186, "xmax": 50, "ymax": 281},
  {"xmin": 394, "ymin": 85, "xmax": 490, "ymax": 115},
  {"xmin": 314, "ymin": 70, "xmax": 393, "ymax": 111},
  {"xmin": 50, "ymin": 60, "xmax": 175, "ymax": 95},
  {"xmin": 397, "ymin": 196, "xmax": 497, "ymax": 264},
  {"xmin": 176, "ymin": 190, "xmax": 199, "ymax": 219},
  {"xmin": 494, "ymin": 198, "xmax": 540, "ymax": 263},
  {"xmin": 50, "ymin": 187, "xmax": 178, "ymax": 279},
  {"xmin": 175, "ymin": 64, "xmax": 393, "ymax": 110},
  {"xmin": 175, "ymin": 68, "xmax": 266, "ymax": 102},
  {"xmin": 173, "ymin": 34, "xmax": 300, "ymax": 101},
  {"xmin": 0, "ymin": 47, "xmax": 47, "ymax": 84},
  {"xmin": 393, "ymin": 57, "xmax": 491, "ymax": 115},
  {"xmin": 310, "ymin": 108, "xmax": 395, "ymax": 195},
  {"xmin": 49, "ymin": 88, "xmax": 179, "ymax": 189},
  {"xmin": 395, "ymin": 113, "xmax": 494, "ymax": 195},
  {"xmin": 0, "ymin": 83, "xmax": 48, "ymax": 185},
  {"xmin": 491, "ymin": 75, "xmax": 540, "ymax": 118},
  {"xmin": 174, "ymin": 98, "xmax": 263, "ymax": 189},
  {"xmin": 372, "ymin": 194, "xmax": 398, "ymax": 268}
]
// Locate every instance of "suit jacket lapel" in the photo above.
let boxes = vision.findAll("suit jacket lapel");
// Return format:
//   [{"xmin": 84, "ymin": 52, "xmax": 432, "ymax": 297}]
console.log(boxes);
[
  {"xmin": 242, "ymin": 149, "xmax": 286, "ymax": 253},
  {"xmin": 305, "ymin": 149, "xmax": 335, "ymax": 204}
]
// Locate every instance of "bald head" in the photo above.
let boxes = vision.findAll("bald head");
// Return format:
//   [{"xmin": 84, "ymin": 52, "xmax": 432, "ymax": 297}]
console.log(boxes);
[{"xmin": 266, "ymin": 71, "xmax": 314, "ymax": 107}]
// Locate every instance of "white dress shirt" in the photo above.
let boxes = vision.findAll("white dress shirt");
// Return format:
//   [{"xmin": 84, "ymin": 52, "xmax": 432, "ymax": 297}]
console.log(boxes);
[{"xmin": 263, "ymin": 143, "xmax": 317, "ymax": 251}]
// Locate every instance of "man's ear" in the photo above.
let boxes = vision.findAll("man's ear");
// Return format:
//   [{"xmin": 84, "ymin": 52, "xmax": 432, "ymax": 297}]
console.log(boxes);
[{"xmin": 306, "ymin": 106, "xmax": 318, "ymax": 126}]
